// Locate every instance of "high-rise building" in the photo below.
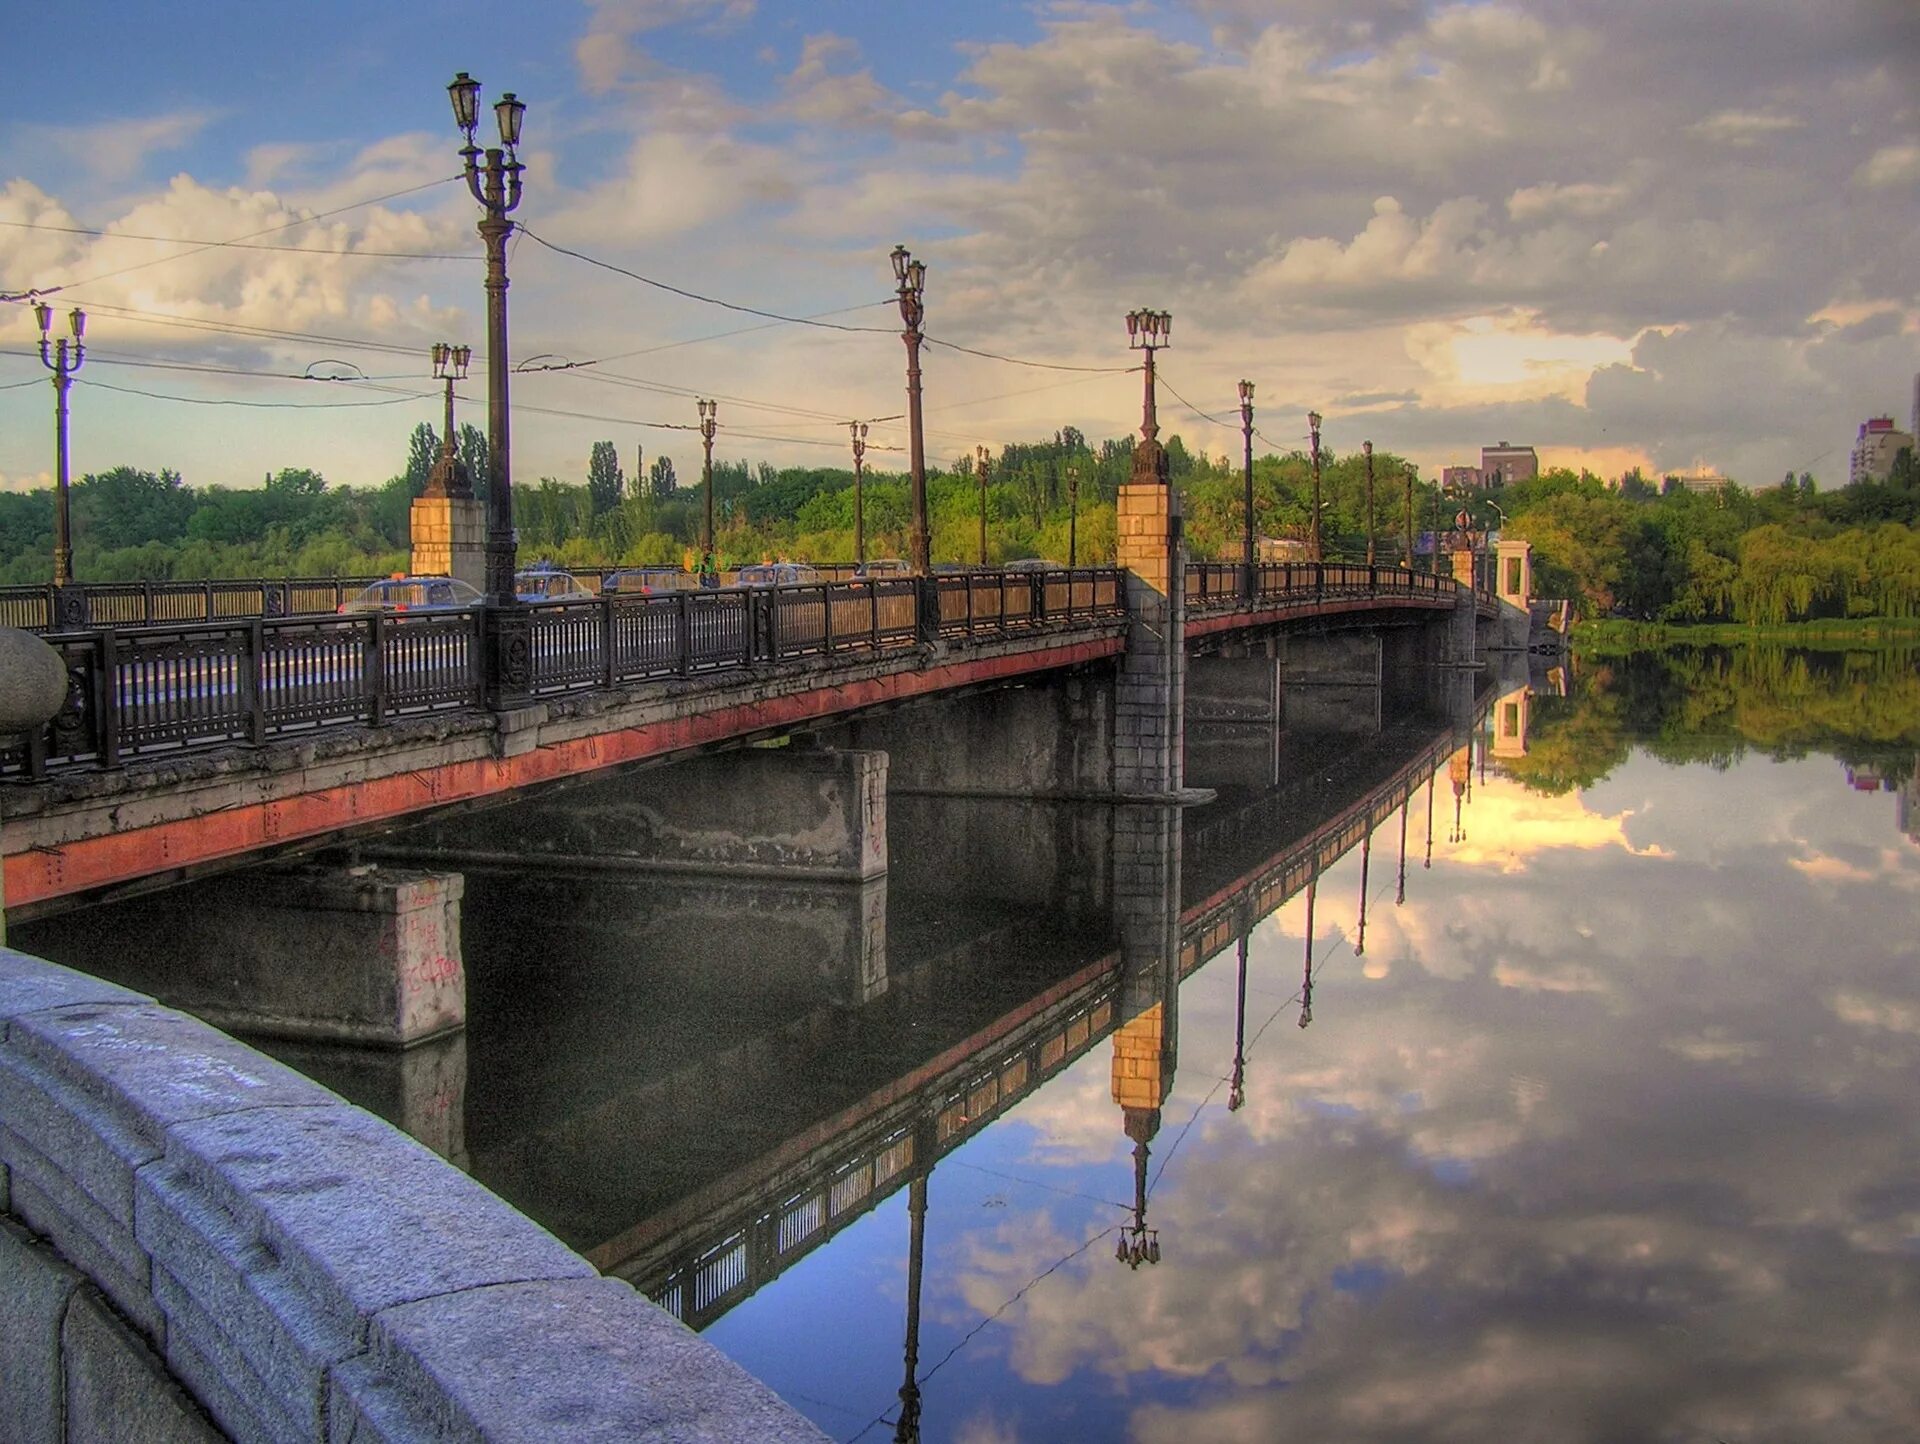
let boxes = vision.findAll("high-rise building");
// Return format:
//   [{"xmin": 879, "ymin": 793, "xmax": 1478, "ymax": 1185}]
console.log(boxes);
[
  {"xmin": 1850, "ymin": 416, "xmax": 1915, "ymax": 484},
  {"xmin": 1479, "ymin": 442, "xmax": 1538, "ymax": 488}
]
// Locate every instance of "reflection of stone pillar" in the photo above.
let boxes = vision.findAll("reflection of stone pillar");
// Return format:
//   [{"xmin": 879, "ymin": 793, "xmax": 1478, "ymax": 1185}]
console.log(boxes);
[
  {"xmin": 16, "ymin": 864, "xmax": 466, "ymax": 1047},
  {"xmin": 1114, "ymin": 482, "xmax": 1186, "ymax": 797},
  {"xmin": 255, "ymin": 1029, "xmax": 469, "ymax": 1168},
  {"xmin": 409, "ymin": 493, "xmax": 487, "ymax": 592},
  {"xmin": 1110, "ymin": 803, "xmax": 1181, "ymax": 1116},
  {"xmin": 1491, "ymin": 684, "xmax": 1532, "ymax": 759}
]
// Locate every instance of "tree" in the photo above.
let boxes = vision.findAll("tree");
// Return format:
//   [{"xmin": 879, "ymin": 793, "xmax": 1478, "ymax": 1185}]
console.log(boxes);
[
  {"xmin": 649, "ymin": 455, "xmax": 678, "ymax": 498},
  {"xmin": 587, "ymin": 440, "xmax": 623, "ymax": 516},
  {"xmin": 458, "ymin": 424, "xmax": 490, "ymax": 504},
  {"xmin": 403, "ymin": 423, "xmax": 439, "ymax": 499}
]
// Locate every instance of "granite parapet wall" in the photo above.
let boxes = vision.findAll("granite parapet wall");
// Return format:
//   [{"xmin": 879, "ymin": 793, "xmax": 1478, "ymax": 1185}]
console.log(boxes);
[{"xmin": 0, "ymin": 947, "xmax": 828, "ymax": 1444}]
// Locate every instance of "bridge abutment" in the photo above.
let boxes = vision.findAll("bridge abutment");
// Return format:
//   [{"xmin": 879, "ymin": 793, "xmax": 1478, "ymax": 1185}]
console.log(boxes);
[{"xmin": 11, "ymin": 864, "xmax": 468, "ymax": 1048}]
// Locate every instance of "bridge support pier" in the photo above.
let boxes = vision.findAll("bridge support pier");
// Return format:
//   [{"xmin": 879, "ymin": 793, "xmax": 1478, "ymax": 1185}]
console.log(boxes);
[
  {"xmin": 387, "ymin": 745, "xmax": 890, "ymax": 882},
  {"xmin": 11, "ymin": 864, "xmax": 467, "ymax": 1048},
  {"xmin": 1185, "ymin": 651, "xmax": 1281, "ymax": 791},
  {"xmin": 1113, "ymin": 482, "xmax": 1187, "ymax": 797},
  {"xmin": 1282, "ymin": 632, "xmax": 1383, "ymax": 734}
]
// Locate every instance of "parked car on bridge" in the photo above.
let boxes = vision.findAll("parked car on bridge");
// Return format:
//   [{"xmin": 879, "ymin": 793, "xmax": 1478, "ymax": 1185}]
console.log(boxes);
[
  {"xmin": 337, "ymin": 576, "xmax": 483, "ymax": 614},
  {"xmin": 733, "ymin": 563, "xmax": 822, "ymax": 587},
  {"xmin": 514, "ymin": 568, "xmax": 596, "ymax": 603},
  {"xmin": 604, "ymin": 567, "xmax": 699, "ymax": 596},
  {"xmin": 1005, "ymin": 558, "xmax": 1065, "ymax": 571},
  {"xmin": 855, "ymin": 559, "xmax": 912, "ymax": 578}
]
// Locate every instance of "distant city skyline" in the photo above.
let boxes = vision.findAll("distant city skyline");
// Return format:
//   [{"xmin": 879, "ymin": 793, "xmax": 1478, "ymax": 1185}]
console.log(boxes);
[{"xmin": 1, "ymin": 0, "xmax": 1915, "ymax": 494}]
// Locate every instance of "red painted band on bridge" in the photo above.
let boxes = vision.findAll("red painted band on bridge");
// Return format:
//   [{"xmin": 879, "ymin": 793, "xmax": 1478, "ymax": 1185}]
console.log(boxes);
[{"xmin": 5, "ymin": 635, "xmax": 1124, "ymax": 910}]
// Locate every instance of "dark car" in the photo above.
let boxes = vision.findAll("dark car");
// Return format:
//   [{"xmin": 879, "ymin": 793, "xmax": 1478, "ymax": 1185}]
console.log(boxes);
[
  {"xmin": 338, "ymin": 576, "xmax": 483, "ymax": 614},
  {"xmin": 605, "ymin": 567, "xmax": 699, "ymax": 595},
  {"xmin": 733, "ymin": 563, "xmax": 822, "ymax": 587}
]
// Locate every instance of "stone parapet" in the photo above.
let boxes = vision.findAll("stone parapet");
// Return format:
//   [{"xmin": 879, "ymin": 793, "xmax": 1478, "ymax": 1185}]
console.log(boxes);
[{"xmin": 0, "ymin": 947, "xmax": 829, "ymax": 1444}]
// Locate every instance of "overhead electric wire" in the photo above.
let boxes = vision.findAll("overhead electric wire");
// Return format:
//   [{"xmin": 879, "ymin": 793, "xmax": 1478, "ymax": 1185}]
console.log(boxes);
[
  {"xmin": 0, "ymin": 347, "xmax": 418, "ymax": 385},
  {"xmin": 81, "ymin": 379, "xmax": 438, "ymax": 410},
  {"xmin": 515, "ymin": 226, "xmax": 897, "ymax": 334},
  {"xmin": 922, "ymin": 334, "xmax": 1133, "ymax": 374},
  {"xmin": 1155, "ymin": 370, "xmax": 1235, "ymax": 431},
  {"xmin": 0, "ymin": 218, "xmax": 473, "ymax": 262},
  {"xmin": 1, "ymin": 174, "xmax": 464, "ymax": 299}
]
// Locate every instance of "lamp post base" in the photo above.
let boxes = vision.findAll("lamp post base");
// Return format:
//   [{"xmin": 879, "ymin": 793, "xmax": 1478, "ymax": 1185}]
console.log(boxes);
[{"xmin": 481, "ymin": 602, "xmax": 532, "ymax": 711}]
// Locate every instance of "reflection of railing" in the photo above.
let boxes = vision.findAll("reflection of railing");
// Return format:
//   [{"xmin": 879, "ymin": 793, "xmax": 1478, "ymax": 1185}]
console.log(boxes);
[
  {"xmin": 622, "ymin": 712, "xmax": 1481, "ymax": 1334},
  {"xmin": 5, "ymin": 570, "xmax": 1125, "ymax": 779},
  {"xmin": 632, "ymin": 981, "xmax": 1119, "ymax": 1330}
]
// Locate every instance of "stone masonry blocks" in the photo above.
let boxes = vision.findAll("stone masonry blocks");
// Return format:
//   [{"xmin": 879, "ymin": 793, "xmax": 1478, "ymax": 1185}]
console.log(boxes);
[
  {"xmin": 63, "ymin": 1288, "xmax": 224, "ymax": 1444},
  {"xmin": 1, "ymin": 1214, "xmax": 84, "ymax": 1444}
]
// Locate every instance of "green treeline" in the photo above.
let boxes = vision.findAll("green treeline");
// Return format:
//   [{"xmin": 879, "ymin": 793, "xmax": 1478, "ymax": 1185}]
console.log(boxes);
[
  {"xmin": 1503, "ymin": 644, "xmax": 1920, "ymax": 798},
  {"xmin": 1495, "ymin": 458, "xmax": 1920, "ymax": 625}
]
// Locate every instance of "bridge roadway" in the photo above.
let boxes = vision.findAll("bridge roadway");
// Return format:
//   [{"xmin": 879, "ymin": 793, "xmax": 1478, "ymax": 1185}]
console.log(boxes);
[
  {"xmin": 3, "ymin": 563, "xmax": 1473, "ymax": 922},
  {"xmin": 428, "ymin": 706, "xmax": 1480, "ymax": 1332}
]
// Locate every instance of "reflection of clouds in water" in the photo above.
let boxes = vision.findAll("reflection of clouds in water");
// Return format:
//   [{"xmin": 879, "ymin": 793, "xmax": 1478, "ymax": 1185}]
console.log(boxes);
[
  {"xmin": 941, "ymin": 754, "xmax": 1920, "ymax": 1440},
  {"xmin": 1441, "ymin": 781, "xmax": 1674, "ymax": 873}
]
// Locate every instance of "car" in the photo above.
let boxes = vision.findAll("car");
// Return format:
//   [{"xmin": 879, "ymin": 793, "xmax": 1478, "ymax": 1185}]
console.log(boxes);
[
  {"xmin": 733, "ymin": 563, "xmax": 822, "ymax": 587},
  {"xmin": 514, "ymin": 568, "xmax": 596, "ymax": 603},
  {"xmin": 604, "ymin": 567, "xmax": 700, "ymax": 595},
  {"xmin": 855, "ymin": 558, "xmax": 913, "ymax": 578},
  {"xmin": 1005, "ymin": 558, "xmax": 1065, "ymax": 571},
  {"xmin": 337, "ymin": 576, "xmax": 484, "ymax": 614}
]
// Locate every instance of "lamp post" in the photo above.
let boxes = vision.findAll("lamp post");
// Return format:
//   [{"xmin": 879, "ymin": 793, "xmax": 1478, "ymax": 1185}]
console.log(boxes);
[
  {"xmin": 1403, "ymin": 463, "xmax": 1415, "ymax": 570},
  {"xmin": 35, "ymin": 301, "xmax": 86, "ymax": 618},
  {"xmin": 1066, "ymin": 462, "xmax": 1080, "ymax": 568},
  {"xmin": 698, "ymin": 399, "xmax": 718, "ymax": 555},
  {"xmin": 1363, "ymin": 439, "xmax": 1376, "ymax": 567},
  {"xmin": 424, "ymin": 342, "xmax": 474, "ymax": 498},
  {"xmin": 1307, "ymin": 410, "xmax": 1324, "ymax": 561},
  {"xmin": 1238, "ymin": 380, "xmax": 1255, "ymax": 593},
  {"xmin": 1430, "ymin": 486, "xmax": 1443, "ymax": 574},
  {"xmin": 975, "ymin": 444, "xmax": 989, "ymax": 566},
  {"xmin": 1124, "ymin": 309, "xmax": 1171, "ymax": 484},
  {"xmin": 849, "ymin": 421, "xmax": 868, "ymax": 568},
  {"xmin": 447, "ymin": 71, "xmax": 525, "ymax": 609},
  {"xmin": 891, "ymin": 246, "xmax": 930, "ymax": 574}
]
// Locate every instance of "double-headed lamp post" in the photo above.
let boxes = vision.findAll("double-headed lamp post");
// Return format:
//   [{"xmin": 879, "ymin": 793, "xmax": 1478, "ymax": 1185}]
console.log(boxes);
[
  {"xmin": 891, "ymin": 246, "xmax": 930, "ymax": 574},
  {"xmin": 1238, "ymin": 380, "xmax": 1256, "ymax": 588},
  {"xmin": 1125, "ymin": 309, "xmax": 1171, "ymax": 484},
  {"xmin": 698, "ymin": 399, "xmax": 718, "ymax": 555},
  {"xmin": 849, "ymin": 421, "xmax": 869, "ymax": 567},
  {"xmin": 425, "ymin": 342, "xmax": 474, "ymax": 498},
  {"xmin": 35, "ymin": 301, "xmax": 86, "ymax": 605},
  {"xmin": 448, "ymin": 71, "xmax": 525, "ymax": 609},
  {"xmin": 1307, "ymin": 410, "xmax": 1324, "ymax": 561},
  {"xmin": 1363, "ymin": 439, "xmax": 1376, "ymax": 567}
]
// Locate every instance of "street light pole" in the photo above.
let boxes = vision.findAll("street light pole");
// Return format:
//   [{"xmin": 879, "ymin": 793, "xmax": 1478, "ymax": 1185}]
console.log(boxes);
[
  {"xmin": 1363, "ymin": 440, "xmax": 1376, "ymax": 567},
  {"xmin": 35, "ymin": 301, "xmax": 86, "ymax": 622},
  {"xmin": 849, "ymin": 421, "xmax": 868, "ymax": 568},
  {"xmin": 976, "ymin": 444, "xmax": 989, "ymax": 566},
  {"xmin": 1124, "ymin": 309, "xmax": 1171, "ymax": 484},
  {"xmin": 448, "ymin": 72, "xmax": 525, "ymax": 609},
  {"xmin": 698, "ymin": 399, "xmax": 718, "ymax": 555},
  {"xmin": 1066, "ymin": 462, "xmax": 1080, "ymax": 568},
  {"xmin": 891, "ymin": 246, "xmax": 930, "ymax": 574},
  {"xmin": 1307, "ymin": 411, "xmax": 1324, "ymax": 561},
  {"xmin": 425, "ymin": 342, "xmax": 474, "ymax": 498},
  {"xmin": 1403, "ymin": 463, "xmax": 1415, "ymax": 570},
  {"xmin": 1238, "ymin": 380, "xmax": 1255, "ymax": 593}
]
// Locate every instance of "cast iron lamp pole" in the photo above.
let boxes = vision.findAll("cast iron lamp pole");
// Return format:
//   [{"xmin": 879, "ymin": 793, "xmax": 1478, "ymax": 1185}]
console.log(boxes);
[
  {"xmin": 698, "ymin": 399, "xmax": 718, "ymax": 555},
  {"xmin": 1363, "ymin": 440, "xmax": 1376, "ymax": 567},
  {"xmin": 35, "ymin": 301, "xmax": 86, "ymax": 615},
  {"xmin": 849, "ymin": 422, "xmax": 868, "ymax": 567},
  {"xmin": 448, "ymin": 72, "xmax": 525, "ymax": 608},
  {"xmin": 891, "ymin": 246, "xmax": 930, "ymax": 574},
  {"xmin": 425, "ymin": 342, "xmax": 474, "ymax": 498},
  {"xmin": 1124, "ymin": 309, "xmax": 1171, "ymax": 484},
  {"xmin": 1066, "ymin": 462, "xmax": 1080, "ymax": 568},
  {"xmin": 1238, "ymin": 379, "xmax": 1255, "ymax": 595},
  {"xmin": 1403, "ymin": 463, "xmax": 1416, "ymax": 570},
  {"xmin": 975, "ymin": 445, "xmax": 989, "ymax": 566},
  {"xmin": 1307, "ymin": 410, "xmax": 1324, "ymax": 561}
]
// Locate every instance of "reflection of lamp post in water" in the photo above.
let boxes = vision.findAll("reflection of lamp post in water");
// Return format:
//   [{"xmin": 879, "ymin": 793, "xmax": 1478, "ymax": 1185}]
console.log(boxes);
[
  {"xmin": 1354, "ymin": 825, "xmax": 1371, "ymax": 956},
  {"xmin": 893, "ymin": 1164, "xmax": 929, "ymax": 1443},
  {"xmin": 1114, "ymin": 1114, "xmax": 1162, "ymax": 1269},
  {"xmin": 1448, "ymin": 745, "xmax": 1470, "ymax": 844},
  {"xmin": 1299, "ymin": 873, "xmax": 1317, "ymax": 1029},
  {"xmin": 1228, "ymin": 926, "xmax": 1250, "ymax": 1112},
  {"xmin": 1424, "ymin": 772, "xmax": 1435, "ymax": 869},
  {"xmin": 1396, "ymin": 797, "xmax": 1409, "ymax": 905}
]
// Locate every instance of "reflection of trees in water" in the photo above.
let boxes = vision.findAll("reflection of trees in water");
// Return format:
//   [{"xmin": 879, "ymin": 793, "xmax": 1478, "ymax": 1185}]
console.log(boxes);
[{"xmin": 1507, "ymin": 646, "xmax": 1920, "ymax": 795}]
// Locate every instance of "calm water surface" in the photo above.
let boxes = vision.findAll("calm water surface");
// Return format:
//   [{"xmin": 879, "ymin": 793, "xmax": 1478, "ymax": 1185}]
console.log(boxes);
[{"xmin": 455, "ymin": 646, "xmax": 1920, "ymax": 1443}]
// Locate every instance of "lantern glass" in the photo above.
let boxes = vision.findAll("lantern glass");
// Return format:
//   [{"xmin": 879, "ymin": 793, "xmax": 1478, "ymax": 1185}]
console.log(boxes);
[
  {"xmin": 1239, "ymin": 379, "xmax": 1253, "ymax": 403},
  {"xmin": 454, "ymin": 345, "xmax": 471, "ymax": 373},
  {"xmin": 69, "ymin": 309, "xmax": 86, "ymax": 340},
  {"xmin": 35, "ymin": 301, "xmax": 51, "ymax": 335},
  {"xmin": 1159, "ymin": 312, "xmax": 1172, "ymax": 341},
  {"xmin": 891, "ymin": 245, "xmax": 909, "ymax": 284},
  {"xmin": 449, "ymin": 72, "xmax": 481, "ymax": 133},
  {"xmin": 496, "ymin": 93, "xmax": 525, "ymax": 148},
  {"xmin": 906, "ymin": 259, "xmax": 925, "ymax": 296}
]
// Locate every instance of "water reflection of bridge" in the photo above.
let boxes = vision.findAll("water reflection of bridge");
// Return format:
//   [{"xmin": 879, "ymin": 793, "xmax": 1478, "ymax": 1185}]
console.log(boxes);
[{"xmin": 607, "ymin": 711, "xmax": 1479, "ymax": 1331}]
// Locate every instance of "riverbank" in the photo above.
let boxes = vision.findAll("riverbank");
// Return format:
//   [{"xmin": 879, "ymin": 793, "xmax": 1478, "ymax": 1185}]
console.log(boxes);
[{"xmin": 1571, "ymin": 616, "xmax": 1920, "ymax": 655}]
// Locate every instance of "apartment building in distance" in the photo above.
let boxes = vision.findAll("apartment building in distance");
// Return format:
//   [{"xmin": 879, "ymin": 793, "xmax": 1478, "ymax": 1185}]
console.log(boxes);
[
  {"xmin": 1442, "ymin": 442, "xmax": 1540, "ymax": 491},
  {"xmin": 1850, "ymin": 416, "xmax": 1915, "ymax": 484}
]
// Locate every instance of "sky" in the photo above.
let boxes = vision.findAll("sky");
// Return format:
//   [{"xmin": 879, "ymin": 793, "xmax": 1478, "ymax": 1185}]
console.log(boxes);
[{"xmin": 1, "ymin": 0, "xmax": 1916, "ymax": 497}]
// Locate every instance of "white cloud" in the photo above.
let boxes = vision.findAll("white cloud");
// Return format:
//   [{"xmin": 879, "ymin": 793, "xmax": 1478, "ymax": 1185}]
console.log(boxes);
[
  {"xmin": 1687, "ymin": 109, "xmax": 1803, "ymax": 145},
  {"xmin": 1853, "ymin": 142, "xmax": 1920, "ymax": 190}
]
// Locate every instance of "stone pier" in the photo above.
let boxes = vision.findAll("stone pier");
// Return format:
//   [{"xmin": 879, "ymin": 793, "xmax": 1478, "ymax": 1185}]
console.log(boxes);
[{"xmin": 1113, "ymin": 481, "xmax": 1186, "ymax": 797}]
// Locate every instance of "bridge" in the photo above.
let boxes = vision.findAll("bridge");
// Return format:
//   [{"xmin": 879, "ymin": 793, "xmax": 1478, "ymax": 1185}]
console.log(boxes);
[{"xmin": 2, "ymin": 557, "xmax": 1499, "ymax": 930}]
